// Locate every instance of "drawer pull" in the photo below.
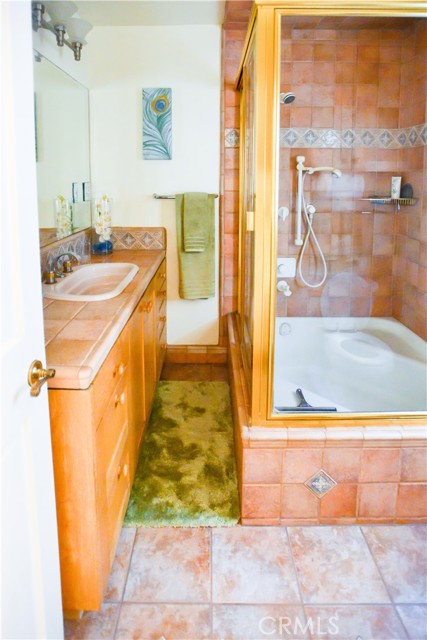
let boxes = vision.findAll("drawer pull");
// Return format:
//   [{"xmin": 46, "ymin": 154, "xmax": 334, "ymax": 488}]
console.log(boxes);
[
  {"xmin": 117, "ymin": 463, "xmax": 129, "ymax": 479},
  {"xmin": 161, "ymin": 344, "xmax": 167, "ymax": 351},
  {"xmin": 115, "ymin": 392, "xmax": 126, "ymax": 407},
  {"xmin": 158, "ymin": 290, "xmax": 166, "ymax": 298},
  {"xmin": 159, "ymin": 316, "xmax": 166, "ymax": 323},
  {"xmin": 143, "ymin": 300, "xmax": 153, "ymax": 313},
  {"xmin": 118, "ymin": 363, "xmax": 125, "ymax": 376},
  {"xmin": 160, "ymin": 273, "xmax": 166, "ymax": 279}
]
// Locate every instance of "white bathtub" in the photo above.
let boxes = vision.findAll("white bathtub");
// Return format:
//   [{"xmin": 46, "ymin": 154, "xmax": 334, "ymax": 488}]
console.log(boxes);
[{"xmin": 274, "ymin": 317, "xmax": 427, "ymax": 413}]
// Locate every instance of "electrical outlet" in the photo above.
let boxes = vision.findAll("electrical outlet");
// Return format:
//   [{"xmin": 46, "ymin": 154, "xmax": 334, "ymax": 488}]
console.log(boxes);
[
  {"xmin": 72, "ymin": 182, "xmax": 80, "ymax": 203},
  {"xmin": 83, "ymin": 182, "xmax": 91, "ymax": 202}
]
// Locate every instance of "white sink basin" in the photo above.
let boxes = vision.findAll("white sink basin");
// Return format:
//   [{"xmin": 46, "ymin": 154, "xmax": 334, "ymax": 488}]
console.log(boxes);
[{"xmin": 43, "ymin": 263, "xmax": 139, "ymax": 302}]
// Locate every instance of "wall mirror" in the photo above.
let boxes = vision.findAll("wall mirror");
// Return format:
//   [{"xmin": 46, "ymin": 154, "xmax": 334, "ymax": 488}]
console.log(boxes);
[{"xmin": 33, "ymin": 52, "xmax": 91, "ymax": 247}]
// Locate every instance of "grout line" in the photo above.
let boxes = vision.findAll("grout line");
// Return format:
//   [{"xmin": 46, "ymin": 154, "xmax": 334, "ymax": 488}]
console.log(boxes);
[
  {"xmin": 359, "ymin": 525, "xmax": 411, "ymax": 640},
  {"xmin": 112, "ymin": 526, "xmax": 139, "ymax": 640}
]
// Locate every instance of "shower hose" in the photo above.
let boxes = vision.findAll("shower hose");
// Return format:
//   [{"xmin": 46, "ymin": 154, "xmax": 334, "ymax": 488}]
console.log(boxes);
[{"xmin": 297, "ymin": 172, "xmax": 328, "ymax": 289}]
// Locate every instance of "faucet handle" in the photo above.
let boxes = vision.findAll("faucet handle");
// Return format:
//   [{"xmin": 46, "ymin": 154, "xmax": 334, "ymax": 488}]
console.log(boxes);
[
  {"xmin": 63, "ymin": 260, "xmax": 73, "ymax": 273},
  {"xmin": 44, "ymin": 270, "xmax": 56, "ymax": 285}
]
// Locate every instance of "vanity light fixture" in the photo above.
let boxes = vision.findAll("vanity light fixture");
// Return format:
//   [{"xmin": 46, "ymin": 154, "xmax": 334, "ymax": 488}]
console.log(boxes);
[{"xmin": 31, "ymin": 1, "xmax": 92, "ymax": 62}]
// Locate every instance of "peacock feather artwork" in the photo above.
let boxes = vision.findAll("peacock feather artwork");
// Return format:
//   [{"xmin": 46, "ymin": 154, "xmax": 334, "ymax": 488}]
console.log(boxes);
[{"xmin": 142, "ymin": 88, "xmax": 172, "ymax": 160}]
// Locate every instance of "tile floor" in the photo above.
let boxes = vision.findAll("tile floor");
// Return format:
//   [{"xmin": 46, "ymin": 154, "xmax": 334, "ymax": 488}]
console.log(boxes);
[
  {"xmin": 161, "ymin": 363, "xmax": 229, "ymax": 382},
  {"xmin": 64, "ymin": 524, "xmax": 427, "ymax": 640}
]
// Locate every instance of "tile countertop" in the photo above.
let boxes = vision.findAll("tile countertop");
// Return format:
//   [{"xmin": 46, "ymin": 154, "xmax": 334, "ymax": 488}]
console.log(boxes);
[{"xmin": 43, "ymin": 250, "xmax": 165, "ymax": 390}]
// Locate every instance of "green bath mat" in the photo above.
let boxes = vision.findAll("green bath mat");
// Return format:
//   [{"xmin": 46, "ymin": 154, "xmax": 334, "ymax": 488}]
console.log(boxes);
[{"xmin": 124, "ymin": 381, "xmax": 240, "ymax": 527}]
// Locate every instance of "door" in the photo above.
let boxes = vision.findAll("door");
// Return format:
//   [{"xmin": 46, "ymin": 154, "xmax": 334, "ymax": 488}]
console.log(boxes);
[{"xmin": 1, "ymin": 2, "xmax": 64, "ymax": 638}]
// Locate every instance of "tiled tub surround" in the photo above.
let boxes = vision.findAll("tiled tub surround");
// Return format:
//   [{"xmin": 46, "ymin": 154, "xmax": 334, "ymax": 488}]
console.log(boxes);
[
  {"xmin": 43, "ymin": 248, "xmax": 165, "ymax": 389},
  {"xmin": 228, "ymin": 314, "xmax": 427, "ymax": 526}
]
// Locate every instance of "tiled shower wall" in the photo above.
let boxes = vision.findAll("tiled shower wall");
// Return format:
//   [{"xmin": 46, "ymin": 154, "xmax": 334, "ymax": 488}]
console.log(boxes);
[
  {"xmin": 221, "ymin": 10, "xmax": 426, "ymax": 342},
  {"xmin": 275, "ymin": 20, "xmax": 427, "ymax": 339},
  {"xmin": 220, "ymin": 5, "xmax": 249, "ymax": 345},
  {"xmin": 393, "ymin": 24, "xmax": 427, "ymax": 339}
]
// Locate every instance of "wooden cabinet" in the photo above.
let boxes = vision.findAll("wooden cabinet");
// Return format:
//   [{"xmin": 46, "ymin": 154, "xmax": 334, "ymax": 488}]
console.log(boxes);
[{"xmin": 48, "ymin": 259, "xmax": 166, "ymax": 613}]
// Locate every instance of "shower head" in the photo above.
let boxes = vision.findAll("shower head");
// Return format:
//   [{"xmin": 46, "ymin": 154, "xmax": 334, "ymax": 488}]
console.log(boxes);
[
  {"xmin": 305, "ymin": 166, "xmax": 342, "ymax": 178},
  {"xmin": 280, "ymin": 92, "xmax": 296, "ymax": 105}
]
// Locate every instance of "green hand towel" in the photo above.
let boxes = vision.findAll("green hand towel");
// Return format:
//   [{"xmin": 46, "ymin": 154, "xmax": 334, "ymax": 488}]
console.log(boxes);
[
  {"xmin": 182, "ymin": 192, "xmax": 209, "ymax": 252},
  {"xmin": 176, "ymin": 193, "xmax": 215, "ymax": 299}
]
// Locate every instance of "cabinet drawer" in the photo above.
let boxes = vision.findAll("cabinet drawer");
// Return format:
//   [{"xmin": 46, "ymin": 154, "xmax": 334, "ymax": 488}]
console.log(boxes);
[
  {"xmin": 92, "ymin": 325, "xmax": 129, "ymax": 428},
  {"xmin": 97, "ymin": 373, "xmax": 128, "ymax": 474},
  {"xmin": 106, "ymin": 425, "xmax": 130, "ymax": 546}
]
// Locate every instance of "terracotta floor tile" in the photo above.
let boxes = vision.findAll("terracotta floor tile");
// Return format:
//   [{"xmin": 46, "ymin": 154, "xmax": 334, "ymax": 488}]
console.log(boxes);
[
  {"xmin": 304, "ymin": 605, "xmax": 407, "ymax": 639},
  {"xmin": 123, "ymin": 528, "xmax": 211, "ymax": 603},
  {"xmin": 212, "ymin": 604, "xmax": 308, "ymax": 639},
  {"xmin": 115, "ymin": 603, "xmax": 211, "ymax": 640},
  {"xmin": 212, "ymin": 527, "xmax": 300, "ymax": 604},
  {"xmin": 396, "ymin": 604, "xmax": 427, "ymax": 639},
  {"xmin": 64, "ymin": 603, "xmax": 119, "ymax": 640},
  {"xmin": 362, "ymin": 525, "xmax": 427, "ymax": 603},
  {"xmin": 288, "ymin": 526, "xmax": 389, "ymax": 604},
  {"xmin": 104, "ymin": 528, "xmax": 136, "ymax": 602}
]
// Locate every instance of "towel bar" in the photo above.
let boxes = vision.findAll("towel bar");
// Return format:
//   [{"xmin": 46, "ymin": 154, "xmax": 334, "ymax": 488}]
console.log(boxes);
[{"xmin": 153, "ymin": 193, "xmax": 218, "ymax": 199}]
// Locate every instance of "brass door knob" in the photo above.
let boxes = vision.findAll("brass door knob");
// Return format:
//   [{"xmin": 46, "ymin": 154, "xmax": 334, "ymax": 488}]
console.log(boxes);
[{"xmin": 27, "ymin": 360, "xmax": 56, "ymax": 397}]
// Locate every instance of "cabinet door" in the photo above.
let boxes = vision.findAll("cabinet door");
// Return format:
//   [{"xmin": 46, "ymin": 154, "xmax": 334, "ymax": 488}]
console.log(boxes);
[
  {"xmin": 142, "ymin": 283, "xmax": 156, "ymax": 424},
  {"xmin": 128, "ymin": 304, "xmax": 144, "ymax": 479}
]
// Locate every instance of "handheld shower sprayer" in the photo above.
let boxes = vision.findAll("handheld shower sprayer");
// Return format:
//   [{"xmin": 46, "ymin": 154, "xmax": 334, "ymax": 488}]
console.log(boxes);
[{"xmin": 295, "ymin": 156, "xmax": 342, "ymax": 288}]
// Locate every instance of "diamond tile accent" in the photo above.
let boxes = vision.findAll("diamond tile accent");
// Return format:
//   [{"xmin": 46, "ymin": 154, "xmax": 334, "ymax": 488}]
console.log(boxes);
[
  {"xmin": 421, "ymin": 125, "xmax": 427, "ymax": 144},
  {"xmin": 322, "ymin": 129, "xmax": 340, "ymax": 147},
  {"xmin": 122, "ymin": 233, "xmax": 136, "ymax": 247},
  {"xmin": 304, "ymin": 469, "xmax": 337, "ymax": 498},
  {"xmin": 409, "ymin": 128, "xmax": 418, "ymax": 145},
  {"xmin": 361, "ymin": 130, "xmax": 375, "ymax": 147},
  {"xmin": 225, "ymin": 128, "xmax": 240, "ymax": 147},
  {"xmin": 342, "ymin": 130, "xmax": 356, "ymax": 147},
  {"xmin": 304, "ymin": 129, "xmax": 318, "ymax": 145},
  {"xmin": 379, "ymin": 130, "xmax": 393, "ymax": 147}
]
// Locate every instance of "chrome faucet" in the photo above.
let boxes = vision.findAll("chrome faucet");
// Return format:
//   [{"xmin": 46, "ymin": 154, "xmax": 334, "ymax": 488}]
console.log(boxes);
[{"xmin": 54, "ymin": 251, "xmax": 81, "ymax": 276}]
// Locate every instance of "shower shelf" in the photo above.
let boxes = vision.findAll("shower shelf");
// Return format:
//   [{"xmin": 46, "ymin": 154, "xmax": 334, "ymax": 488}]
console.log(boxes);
[{"xmin": 359, "ymin": 197, "xmax": 417, "ymax": 206}]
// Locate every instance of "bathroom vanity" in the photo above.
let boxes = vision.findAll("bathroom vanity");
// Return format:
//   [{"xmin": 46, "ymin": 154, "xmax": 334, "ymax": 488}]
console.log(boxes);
[{"xmin": 44, "ymin": 251, "xmax": 166, "ymax": 613}]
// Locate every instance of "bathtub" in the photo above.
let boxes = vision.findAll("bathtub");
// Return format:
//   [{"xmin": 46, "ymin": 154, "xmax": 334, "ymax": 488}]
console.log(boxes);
[{"xmin": 274, "ymin": 317, "xmax": 427, "ymax": 414}]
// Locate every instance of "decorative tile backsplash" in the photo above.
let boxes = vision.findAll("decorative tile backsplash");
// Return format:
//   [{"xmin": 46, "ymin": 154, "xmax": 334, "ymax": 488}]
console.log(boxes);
[
  {"xmin": 111, "ymin": 227, "xmax": 165, "ymax": 250},
  {"xmin": 40, "ymin": 229, "xmax": 92, "ymax": 276},
  {"xmin": 225, "ymin": 124, "xmax": 427, "ymax": 149},
  {"xmin": 39, "ymin": 227, "xmax": 166, "ymax": 277}
]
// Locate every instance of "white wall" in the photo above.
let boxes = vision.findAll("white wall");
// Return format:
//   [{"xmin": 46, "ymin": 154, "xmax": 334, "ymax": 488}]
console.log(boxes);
[{"xmin": 88, "ymin": 25, "xmax": 221, "ymax": 345}]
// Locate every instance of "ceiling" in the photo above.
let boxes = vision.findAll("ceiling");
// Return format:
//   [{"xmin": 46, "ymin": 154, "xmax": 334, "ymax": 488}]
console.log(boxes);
[{"xmin": 75, "ymin": 0, "xmax": 226, "ymax": 26}]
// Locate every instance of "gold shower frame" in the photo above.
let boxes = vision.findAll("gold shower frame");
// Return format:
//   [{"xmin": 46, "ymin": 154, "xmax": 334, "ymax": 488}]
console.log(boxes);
[{"xmin": 236, "ymin": 0, "xmax": 427, "ymax": 427}]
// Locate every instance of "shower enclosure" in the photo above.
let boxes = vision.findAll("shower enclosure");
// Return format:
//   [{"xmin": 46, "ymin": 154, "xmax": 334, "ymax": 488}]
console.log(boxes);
[{"xmin": 235, "ymin": 0, "xmax": 426, "ymax": 427}]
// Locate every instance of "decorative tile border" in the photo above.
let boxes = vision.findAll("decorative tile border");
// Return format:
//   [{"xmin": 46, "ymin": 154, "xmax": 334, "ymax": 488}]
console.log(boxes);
[
  {"xmin": 280, "ymin": 124, "xmax": 427, "ymax": 149},
  {"xmin": 225, "ymin": 124, "xmax": 427, "ymax": 149},
  {"xmin": 111, "ymin": 227, "xmax": 166, "ymax": 250}
]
